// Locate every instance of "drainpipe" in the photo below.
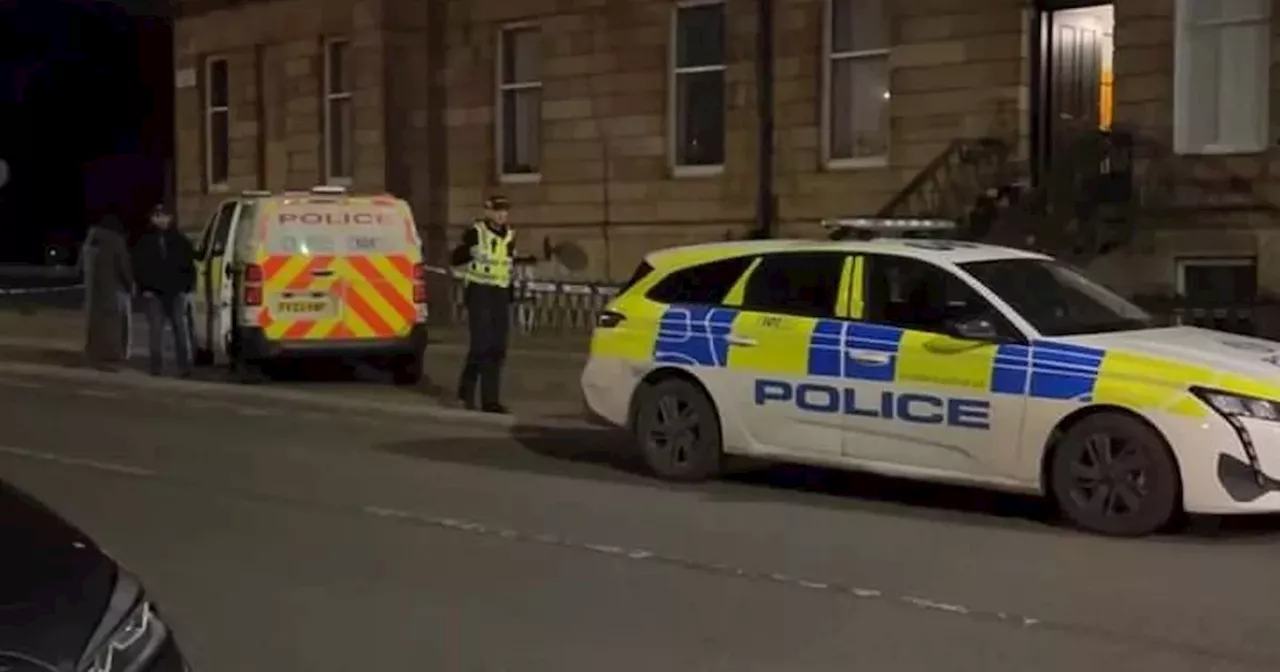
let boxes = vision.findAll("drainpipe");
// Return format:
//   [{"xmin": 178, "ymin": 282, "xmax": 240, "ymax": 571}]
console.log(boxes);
[{"xmin": 751, "ymin": 0, "xmax": 776, "ymax": 239}]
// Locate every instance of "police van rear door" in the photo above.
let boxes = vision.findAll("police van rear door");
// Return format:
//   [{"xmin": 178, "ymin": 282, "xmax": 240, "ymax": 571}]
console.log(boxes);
[{"xmin": 262, "ymin": 195, "xmax": 418, "ymax": 342}]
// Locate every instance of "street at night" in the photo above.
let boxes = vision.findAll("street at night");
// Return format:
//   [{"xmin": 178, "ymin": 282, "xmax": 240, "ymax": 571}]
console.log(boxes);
[{"xmin": 1, "ymin": 363, "xmax": 1279, "ymax": 671}]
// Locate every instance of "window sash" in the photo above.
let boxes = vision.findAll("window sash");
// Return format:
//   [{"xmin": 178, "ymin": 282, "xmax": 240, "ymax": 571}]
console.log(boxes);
[
  {"xmin": 500, "ymin": 26, "xmax": 541, "ymax": 87},
  {"xmin": 206, "ymin": 108, "xmax": 229, "ymax": 186},
  {"xmin": 822, "ymin": 0, "xmax": 890, "ymax": 166},
  {"xmin": 325, "ymin": 40, "xmax": 351, "ymax": 97},
  {"xmin": 1173, "ymin": 0, "xmax": 1270, "ymax": 154},
  {"xmin": 670, "ymin": 1, "xmax": 726, "ymax": 171},
  {"xmin": 204, "ymin": 58, "xmax": 230, "ymax": 188},
  {"xmin": 496, "ymin": 24, "xmax": 542, "ymax": 177}
]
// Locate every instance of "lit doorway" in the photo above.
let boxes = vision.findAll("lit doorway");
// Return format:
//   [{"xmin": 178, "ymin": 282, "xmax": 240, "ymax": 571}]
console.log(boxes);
[{"xmin": 1031, "ymin": 2, "xmax": 1115, "ymax": 182}]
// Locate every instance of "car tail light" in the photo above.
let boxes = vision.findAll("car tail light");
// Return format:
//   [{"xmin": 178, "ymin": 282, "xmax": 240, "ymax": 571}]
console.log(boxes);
[
  {"xmin": 412, "ymin": 263, "xmax": 427, "ymax": 304},
  {"xmin": 243, "ymin": 263, "xmax": 263, "ymax": 306},
  {"xmin": 596, "ymin": 310, "xmax": 626, "ymax": 329}
]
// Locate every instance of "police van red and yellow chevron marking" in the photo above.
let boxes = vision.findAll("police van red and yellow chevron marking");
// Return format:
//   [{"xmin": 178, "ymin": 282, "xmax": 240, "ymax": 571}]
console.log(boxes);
[{"xmin": 256, "ymin": 252, "xmax": 417, "ymax": 340}]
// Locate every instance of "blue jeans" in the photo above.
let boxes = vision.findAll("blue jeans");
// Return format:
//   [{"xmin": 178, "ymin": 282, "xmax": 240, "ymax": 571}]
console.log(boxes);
[{"xmin": 143, "ymin": 292, "xmax": 192, "ymax": 374}]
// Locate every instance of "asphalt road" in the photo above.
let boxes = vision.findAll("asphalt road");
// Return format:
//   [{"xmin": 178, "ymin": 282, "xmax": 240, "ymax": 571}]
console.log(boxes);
[{"xmin": 1, "ymin": 371, "xmax": 1280, "ymax": 670}]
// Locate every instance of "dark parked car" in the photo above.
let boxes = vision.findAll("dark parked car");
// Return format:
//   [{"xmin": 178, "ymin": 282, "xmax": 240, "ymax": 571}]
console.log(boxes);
[{"xmin": 0, "ymin": 478, "xmax": 189, "ymax": 671}]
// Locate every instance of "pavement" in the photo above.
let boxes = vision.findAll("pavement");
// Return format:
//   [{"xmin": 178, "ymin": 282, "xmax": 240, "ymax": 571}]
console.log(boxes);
[
  {"xmin": 0, "ymin": 307, "xmax": 588, "ymax": 420},
  {"xmin": 1, "ymin": 361, "xmax": 1280, "ymax": 669}
]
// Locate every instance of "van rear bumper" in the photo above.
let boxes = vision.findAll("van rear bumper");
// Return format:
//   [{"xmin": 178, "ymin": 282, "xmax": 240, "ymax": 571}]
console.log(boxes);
[{"xmin": 234, "ymin": 324, "xmax": 428, "ymax": 360}]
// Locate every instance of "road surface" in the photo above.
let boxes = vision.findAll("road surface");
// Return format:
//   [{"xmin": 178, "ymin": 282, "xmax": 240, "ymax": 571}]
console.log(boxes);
[{"xmin": 0, "ymin": 368, "xmax": 1278, "ymax": 671}]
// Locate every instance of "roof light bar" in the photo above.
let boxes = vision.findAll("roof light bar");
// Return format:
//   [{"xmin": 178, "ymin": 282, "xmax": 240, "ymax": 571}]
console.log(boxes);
[
  {"xmin": 821, "ymin": 217, "xmax": 957, "ymax": 231},
  {"xmin": 311, "ymin": 185, "xmax": 348, "ymax": 195}
]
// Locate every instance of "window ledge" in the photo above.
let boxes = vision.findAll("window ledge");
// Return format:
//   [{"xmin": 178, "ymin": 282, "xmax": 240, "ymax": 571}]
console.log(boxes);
[
  {"xmin": 1175, "ymin": 144, "xmax": 1268, "ymax": 157},
  {"xmin": 671, "ymin": 164, "xmax": 724, "ymax": 178},
  {"xmin": 825, "ymin": 155, "xmax": 889, "ymax": 171},
  {"xmin": 500, "ymin": 172, "xmax": 542, "ymax": 184},
  {"xmin": 207, "ymin": 183, "xmax": 230, "ymax": 194}
]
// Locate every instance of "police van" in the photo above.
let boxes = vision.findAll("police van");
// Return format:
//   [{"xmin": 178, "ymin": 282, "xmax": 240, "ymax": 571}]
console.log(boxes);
[
  {"xmin": 581, "ymin": 218, "xmax": 1280, "ymax": 536},
  {"xmin": 189, "ymin": 186, "xmax": 428, "ymax": 383}
]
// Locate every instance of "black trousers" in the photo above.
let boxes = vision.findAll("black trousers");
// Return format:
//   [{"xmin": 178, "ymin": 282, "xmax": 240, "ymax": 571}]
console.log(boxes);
[{"xmin": 457, "ymin": 283, "xmax": 511, "ymax": 407}]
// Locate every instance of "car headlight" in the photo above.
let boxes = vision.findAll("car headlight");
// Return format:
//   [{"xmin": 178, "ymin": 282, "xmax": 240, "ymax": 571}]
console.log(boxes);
[
  {"xmin": 79, "ymin": 571, "xmax": 169, "ymax": 672},
  {"xmin": 1191, "ymin": 387, "xmax": 1280, "ymax": 422}
]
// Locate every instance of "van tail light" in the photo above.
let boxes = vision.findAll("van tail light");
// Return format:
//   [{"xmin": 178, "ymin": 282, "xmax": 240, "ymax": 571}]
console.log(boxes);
[
  {"xmin": 412, "ymin": 263, "xmax": 427, "ymax": 304},
  {"xmin": 243, "ymin": 263, "xmax": 263, "ymax": 306},
  {"xmin": 596, "ymin": 310, "xmax": 626, "ymax": 329}
]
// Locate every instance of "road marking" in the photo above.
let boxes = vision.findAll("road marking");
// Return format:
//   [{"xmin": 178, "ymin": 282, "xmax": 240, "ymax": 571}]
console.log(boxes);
[
  {"xmin": 359, "ymin": 505, "xmax": 1041, "ymax": 628},
  {"xmin": 0, "ymin": 437, "xmax": 1042, "ymax": 630},
  {"xmin": 0, "ymin": 444, "xmax": 155, "ymax": 476},
  {"xmin": 75, "ymin": 388, "xmax": 121, "ymax": 399},
  {"xmin": 235, "ymin": 406, "xmax": 278, "ymax": 416}
]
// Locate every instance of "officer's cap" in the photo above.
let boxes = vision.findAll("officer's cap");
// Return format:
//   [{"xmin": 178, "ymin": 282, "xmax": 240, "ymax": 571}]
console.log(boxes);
[{"xmin": 485, "ymin": 195, "xmax": 510, "ymax": 211}]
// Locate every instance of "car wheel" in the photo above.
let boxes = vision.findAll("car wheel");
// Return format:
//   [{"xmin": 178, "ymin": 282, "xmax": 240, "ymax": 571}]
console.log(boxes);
[
  {"xmin": 389, "ymin": 353, "xmax": 423, "ymax": 386},
  {"xmin": 1049, "ymin": 412, "xmax": 1180, "ymax": 537},
  {"xmin": 632, "ymin": 378, "xmax": 722, "ymax": 482}
]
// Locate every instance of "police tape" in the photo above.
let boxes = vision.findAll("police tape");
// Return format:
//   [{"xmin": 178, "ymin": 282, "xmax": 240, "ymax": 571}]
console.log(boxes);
[
  {"xmin": 0, "ymin": 268, "xmax": 620, "ymax": 298},
  {"xmin": 0, "ymin": 283, "xmax": 85, "ymax": 296},
  {"xmin": 421, "ymin": 264, "xmax": 620, "ymax": 296}
]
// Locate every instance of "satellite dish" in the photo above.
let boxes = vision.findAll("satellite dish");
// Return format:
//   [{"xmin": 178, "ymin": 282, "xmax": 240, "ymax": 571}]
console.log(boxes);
[{"xmin": 0, "ymin": 159, "xmax": 9, "ymax": 189}]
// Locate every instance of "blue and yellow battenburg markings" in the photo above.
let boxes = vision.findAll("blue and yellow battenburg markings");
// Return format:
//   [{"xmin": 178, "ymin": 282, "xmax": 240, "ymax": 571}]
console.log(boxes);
[{"xmin": 651, "ymin": 306, "xmax": 1108, "ymax": 402}]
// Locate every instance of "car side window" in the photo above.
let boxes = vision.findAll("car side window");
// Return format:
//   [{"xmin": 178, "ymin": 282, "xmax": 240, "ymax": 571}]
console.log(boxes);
[
  {"xmin": 863, "ymin": 255, "xmax": 1016, "ymax": 337},
  {"xmin": 209, "ymin": 202, "xmax": 238, "ymax": 256},
  {"xmin": 740, "ymin": 252, "xmax": 845, "ymax": 318},
  {"xmin": 646, "ymin": 255, "xmax": 755, "ymax": 305}
]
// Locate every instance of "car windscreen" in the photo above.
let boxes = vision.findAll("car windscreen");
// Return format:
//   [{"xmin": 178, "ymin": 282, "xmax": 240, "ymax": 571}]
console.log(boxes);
[
  {"xmin": 959, "ymin": 258, "xmax": 1155, "ymax": 336},
  {"xmin": 265, "ymin": 202, "xmax": 407, "ymax": 255}
]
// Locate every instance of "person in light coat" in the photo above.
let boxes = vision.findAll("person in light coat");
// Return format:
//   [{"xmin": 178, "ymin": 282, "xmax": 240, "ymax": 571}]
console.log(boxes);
[{"xmin": 80, "ymin": 212, "xmax": 133, "ymax": 370}]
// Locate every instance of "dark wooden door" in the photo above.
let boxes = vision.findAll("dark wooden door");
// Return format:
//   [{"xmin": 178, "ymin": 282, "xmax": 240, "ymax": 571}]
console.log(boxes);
[{"xmin": 1034, "ymin": 8, "xmax": 1105, "ymax": 178}]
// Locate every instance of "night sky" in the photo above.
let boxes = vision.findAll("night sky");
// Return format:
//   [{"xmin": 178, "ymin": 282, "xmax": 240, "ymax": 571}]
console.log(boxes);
[{"xmin": 0, "ymin": 0, "xmax": 172, "ymax": 264}]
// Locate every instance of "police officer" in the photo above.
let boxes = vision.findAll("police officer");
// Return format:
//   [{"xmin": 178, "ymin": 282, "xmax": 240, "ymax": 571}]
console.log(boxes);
[{"xmin": 452, "ymin": 195, "xmax": 516, "ymax": 413}]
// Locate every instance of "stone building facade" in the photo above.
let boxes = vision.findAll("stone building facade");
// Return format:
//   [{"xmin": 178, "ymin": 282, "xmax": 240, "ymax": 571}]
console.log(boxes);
[{"xmin": 173, "ymin": 0, "xmax": 1279, "ymax": 304}]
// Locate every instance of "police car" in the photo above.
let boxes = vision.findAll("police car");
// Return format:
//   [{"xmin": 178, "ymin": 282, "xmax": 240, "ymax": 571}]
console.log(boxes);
[{"xmin": 581, "ymin": 218, "xmax": 1280, "ymax": 537}]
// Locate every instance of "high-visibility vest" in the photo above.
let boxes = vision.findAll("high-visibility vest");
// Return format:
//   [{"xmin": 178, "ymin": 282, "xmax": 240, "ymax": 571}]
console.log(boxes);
[{"xmin": 463, "ymin": 220, "xmax": 515, "ymax": 288}]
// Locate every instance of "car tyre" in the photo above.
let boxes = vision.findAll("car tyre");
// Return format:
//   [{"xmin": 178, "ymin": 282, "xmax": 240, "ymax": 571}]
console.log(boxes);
[
  {"xmin": 390, "ymin": 353, "xmax": 424, "ymax": 386},
  {"xmin": 1049, "ymin": 412, "xmax": 1180, "ymax": 537},
  {"xmin": 632, "ymin": 378, "xmax": 722, "ymax": 482}
]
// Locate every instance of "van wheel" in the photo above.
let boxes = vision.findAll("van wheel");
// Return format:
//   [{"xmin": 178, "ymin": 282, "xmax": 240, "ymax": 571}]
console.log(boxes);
[
  {"xmin": 1048, "ymin": 412, "xmax": 1181, "ymax": 537},
  {"xmin": 632, "ymin": 379, "xmax": 722, "ymax": 482},
  {"xmin": 389, "ymin": 353, "xmax": 423, "ymax": 386},
  {"xmin": 229, "ymin": 348, "xmax": 266, "ymax": 384}
]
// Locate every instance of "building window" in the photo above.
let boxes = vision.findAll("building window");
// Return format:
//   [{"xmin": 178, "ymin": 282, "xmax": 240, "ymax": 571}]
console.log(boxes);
[
  {"xmin": 204, "ymin": 57, "xmax": 229, "ymax": 189},
  {"xmin": 1173, "ymin": 0, "xmax": 1270, "ymax": 155},
  {"xmin": 1175, "ymin": 257, "xmax": 1257, "ymax": 334},
  {"xmin": 823, "ymin": 0, "xmax": 889, "ymax": 167},
  {"xmin": 497, "ymin": 24, "xmax": 541, "ymax": 180},
  {"xmin": 670, "ymin": 1, "xmax": 725, "ymax": 174},
  {"xmin": 324, "ymin": 39, "xmax": 354, "ymax": 183}
]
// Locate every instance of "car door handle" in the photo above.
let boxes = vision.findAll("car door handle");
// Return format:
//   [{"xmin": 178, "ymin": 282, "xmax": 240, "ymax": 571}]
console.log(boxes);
[
  {"xmin": 726, "ymin": 333, "xmax": 757, "ymax": 346},
  {"xmin": 847, "ymin": 351, "xmax": 891, "ymax": 365}
]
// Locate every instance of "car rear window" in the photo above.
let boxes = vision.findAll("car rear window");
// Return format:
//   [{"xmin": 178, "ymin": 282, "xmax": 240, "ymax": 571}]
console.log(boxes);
[{"xmin": 646, "ymin": 255, "xmax": 754, "ymax": 305}]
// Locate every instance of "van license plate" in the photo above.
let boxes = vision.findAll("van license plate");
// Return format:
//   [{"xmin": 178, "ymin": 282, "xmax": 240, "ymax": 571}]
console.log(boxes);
[{"xmin": 276, "ymin": 299, "xmax": 331, "ymax": 316}]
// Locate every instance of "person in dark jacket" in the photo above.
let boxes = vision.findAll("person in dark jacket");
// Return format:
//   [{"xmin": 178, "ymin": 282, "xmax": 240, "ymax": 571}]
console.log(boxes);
[
  {"xmin": 451, "ymin": 195, "xmax": 516, "ymax": 413},
  {"xmin": 132, "ymin": 204, "xmax": 196, "ymax": 376},
  {"xmin": 81, "ymin": 213, "xmax": 134, "ymax": 370}
]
